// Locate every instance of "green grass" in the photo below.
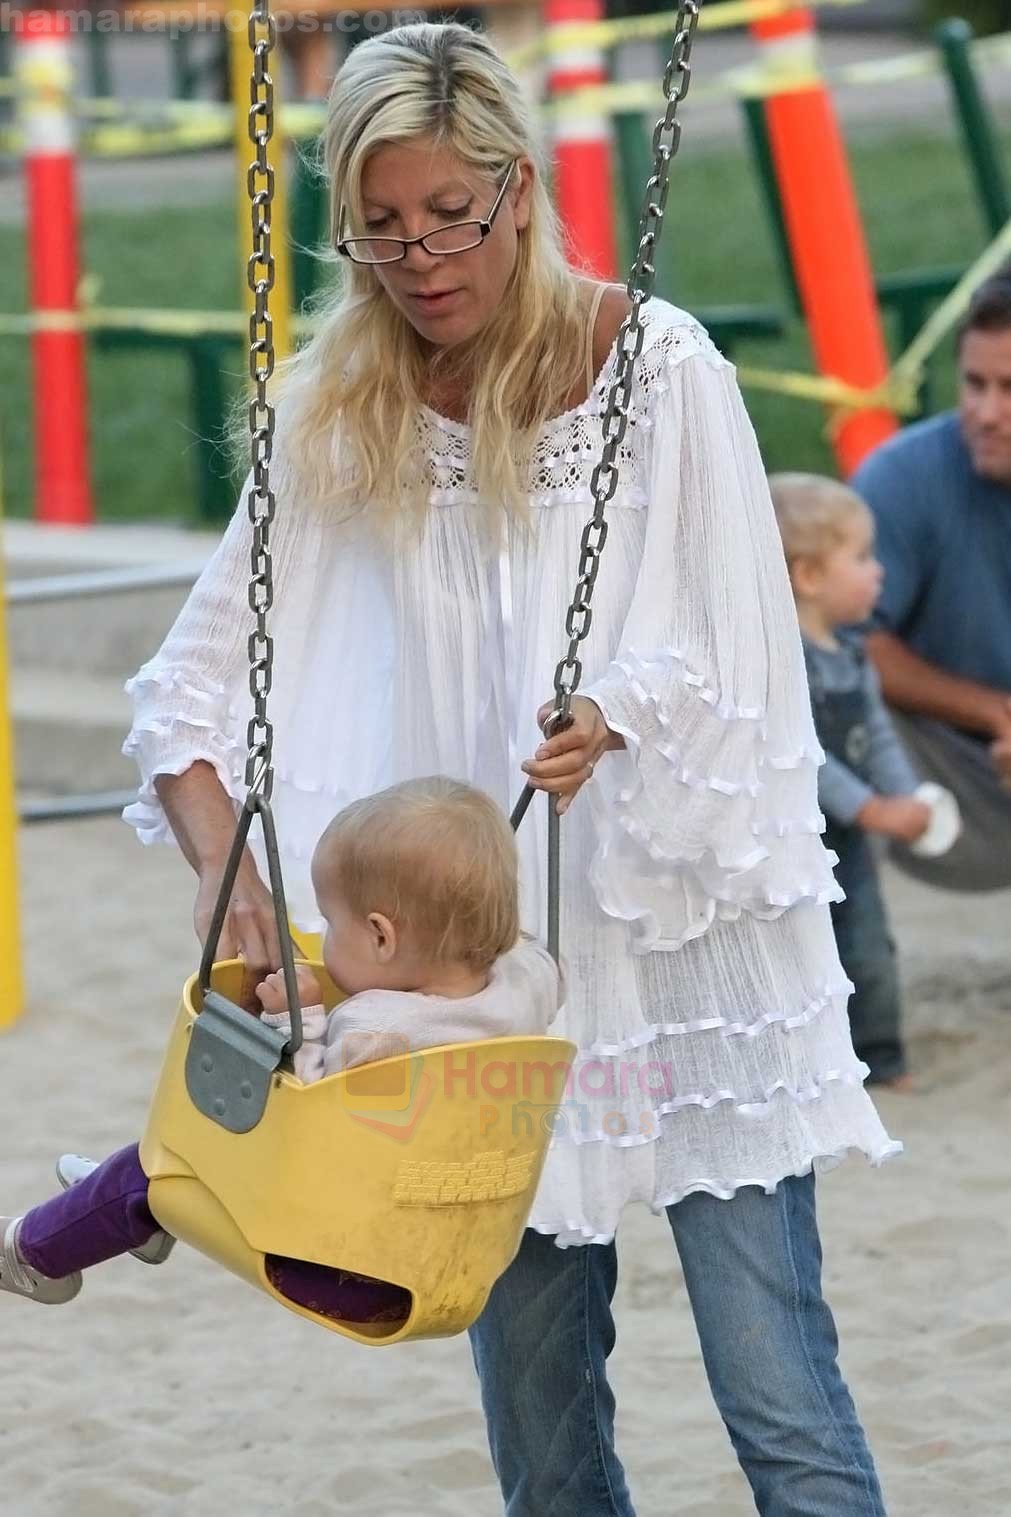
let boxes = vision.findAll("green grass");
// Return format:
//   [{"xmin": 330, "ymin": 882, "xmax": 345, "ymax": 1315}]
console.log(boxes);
[{"xmin": 1, "ymin": 121, "xmax": 1006, "ymax": 523}]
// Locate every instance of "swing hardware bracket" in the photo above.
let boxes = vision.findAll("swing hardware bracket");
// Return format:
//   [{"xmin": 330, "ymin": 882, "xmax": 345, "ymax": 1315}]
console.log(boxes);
[{"xmin": 185, "ymin": 990, "xmax": 288, "ymax": 1133}]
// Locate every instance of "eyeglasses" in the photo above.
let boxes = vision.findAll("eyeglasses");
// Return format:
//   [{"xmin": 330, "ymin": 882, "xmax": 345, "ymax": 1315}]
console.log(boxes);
[{"xmin": 336, "ymin": 161, "xmax": 517, "ymax": 266}]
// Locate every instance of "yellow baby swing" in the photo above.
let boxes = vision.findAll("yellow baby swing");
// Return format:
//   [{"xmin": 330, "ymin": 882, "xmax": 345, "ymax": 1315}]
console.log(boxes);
[{"xmin": 138, "ymin": 0, "xmax": 701, "ymax": 1346}]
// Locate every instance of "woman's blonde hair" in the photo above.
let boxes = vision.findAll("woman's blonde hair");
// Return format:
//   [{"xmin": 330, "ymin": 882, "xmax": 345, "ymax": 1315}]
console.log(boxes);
[
  {"xmin": 314, "ymin": 776, "xmax": 520, "ymax": 970},
  {"xmin": 268, "ymin": 22, "xmax": 591, "ymax": 534},
  {"xmin": 768, "ymin": 472, "xmax": 872, "ymax": 566}
]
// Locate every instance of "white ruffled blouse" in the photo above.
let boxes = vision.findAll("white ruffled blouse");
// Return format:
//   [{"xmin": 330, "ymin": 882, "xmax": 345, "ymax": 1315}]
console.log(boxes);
[{"xmin": 124, "ymin": 298, "xmax": 900, "ymax": 1247}]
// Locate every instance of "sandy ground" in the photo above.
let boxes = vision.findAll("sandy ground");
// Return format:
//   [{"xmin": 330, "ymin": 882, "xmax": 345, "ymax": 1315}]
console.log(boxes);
[{"xmin": 1, "ymin": 817, "xmax": 1009, "ymax": 1516}]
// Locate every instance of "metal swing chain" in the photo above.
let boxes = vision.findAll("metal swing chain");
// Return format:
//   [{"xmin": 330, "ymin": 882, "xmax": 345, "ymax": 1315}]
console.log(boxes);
[
  {"xmin": 198, "ymin": 0, "xmax": 303, "ymax": 1051},
  {"xmin": 552, "ymin": 0, "xmax": 700, "ymax": 726},
  {"xmin": 510, "ymin": 1, "xmax": 700, "ymax": 959},
  {"xmin": 245, "ymin": 0, "xmax": 279, "ymax": 798}
]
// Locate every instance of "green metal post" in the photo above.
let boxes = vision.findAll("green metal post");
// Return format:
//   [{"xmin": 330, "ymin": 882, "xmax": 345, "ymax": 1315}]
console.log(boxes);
[
  {"xmin": 171, "ymin": 35, "xmax": 196, "ymax": 99},
  {"xmin": 936, "ymin": 19, "xmax": 1010, "ymax": 237},
  {"xmin": 291, "ymin": 145, "xmax": 325, "ymax": 313},
  {"xmin": 740, "ymin": 95, "xmax": 801, "ymax": 312},
  {"xmin": 85, "ymin": 26, "xmax": 112, "ymax": 99},
  {"xmin": 613, "ymin": 110, "xmax": 671, "ymax": 293},
  {"xmin": 189, "ymin": 339, "xmax": 235, "ymax": 523}
]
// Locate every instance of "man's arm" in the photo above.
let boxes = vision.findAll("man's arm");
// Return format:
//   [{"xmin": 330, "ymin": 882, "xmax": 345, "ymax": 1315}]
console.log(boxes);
[{"xmin": 865, "ymin": 630, "xmax": 1011, "ymax": 740}]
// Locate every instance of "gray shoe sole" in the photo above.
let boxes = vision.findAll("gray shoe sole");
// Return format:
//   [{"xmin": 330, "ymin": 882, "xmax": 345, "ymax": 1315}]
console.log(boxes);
[
  {"xmin": 0, "ymin": 1217, "xmax": 82, "ymax": 1304},
  {"xmin": 55, "ymin": 1155, "xmax": 177, "ymax": 1266}
]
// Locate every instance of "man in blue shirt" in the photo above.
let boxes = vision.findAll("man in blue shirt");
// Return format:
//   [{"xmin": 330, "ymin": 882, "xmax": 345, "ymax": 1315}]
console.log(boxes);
[{"xmin": 852, "ymin": 264, "xmax": 1011, "ymax": 890}]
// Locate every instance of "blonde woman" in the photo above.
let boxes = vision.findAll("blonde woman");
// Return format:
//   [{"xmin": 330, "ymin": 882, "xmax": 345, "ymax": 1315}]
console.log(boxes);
[{"xmin": 121, "ymin": 23, "xmax": 897, "ymax": 1516}]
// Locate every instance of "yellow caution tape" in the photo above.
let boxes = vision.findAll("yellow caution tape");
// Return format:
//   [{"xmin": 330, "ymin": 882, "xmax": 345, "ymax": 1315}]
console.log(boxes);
[
  {"xmin": 736, "ymin": 213, "xmax": 1011, "ymax": 415},
  {"xmin": 0, "ymin": 305, "xmax": 914, "ymax": 412},
  {"xmin": 2, "ymin": 112, "xmax": 1009, "ymax": 419},
  {"xmin": 0, "ymin": 96, "xmax": 325, "ymax": 156},
  {"xmin": 507, "ymin": 0, "xmax": 867, "ymax": 71},
  {"xmin": 890, "ymin": 213, "xmax": 1011, "ymax": 395},
  {"xmin": 734, "ymin": 365, "xmax": 916, "ymax": 413},
  {"xmin": 0, "ymin": 305, "xmax": 317, "ymax": 341},
  {"xmin": 547, "ymin": 27, "xmax": 1011, "ymax": 119},
  {"xmin": 1, "ymin": 26, "xmax": 1007, "ymax": 155}
]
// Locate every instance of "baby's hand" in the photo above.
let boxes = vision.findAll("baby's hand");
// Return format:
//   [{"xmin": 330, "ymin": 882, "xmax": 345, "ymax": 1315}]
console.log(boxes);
[
  {"xmin": 856, "ymin": 794, "xmax": 932, "ymax": 844},
  {"xmin": 255, "ymin": 963, "xmax": 322, "ymax": 1018}
]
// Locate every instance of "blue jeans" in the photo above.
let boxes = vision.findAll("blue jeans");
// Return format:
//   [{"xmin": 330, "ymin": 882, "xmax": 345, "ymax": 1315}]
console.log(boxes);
[
  {"xmin": 469, "ymin": 1174, "xmax": 886, "ymax": 1516},
  {"xmin": 829, "ymin": 829, "xmax": 906, "ymax": 1085}
]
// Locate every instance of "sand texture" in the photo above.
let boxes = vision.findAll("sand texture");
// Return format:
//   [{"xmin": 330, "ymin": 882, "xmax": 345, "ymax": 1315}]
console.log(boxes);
[{"xmin": 2, "ymin": 817, "xmax": 1008, "ymax": 1515}]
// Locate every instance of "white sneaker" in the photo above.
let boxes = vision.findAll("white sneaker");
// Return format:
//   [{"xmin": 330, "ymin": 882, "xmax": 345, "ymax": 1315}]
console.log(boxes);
[
  {"xmin": 0, "ymin": 1216, "xmax": 82, "ymax": 1304},
  {"xmin": 55, "ymin": 1154, "xmax": 176, "ymax": 1267}
]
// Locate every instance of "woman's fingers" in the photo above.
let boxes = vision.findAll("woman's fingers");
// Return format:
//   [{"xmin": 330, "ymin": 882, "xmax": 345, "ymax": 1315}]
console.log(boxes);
[
  {"xmin": 258, "ymin": 903, "xmax": 284, "ymax": 971},
  {"xmin": 534, "ymin": 722, "xmax": 587, "ymax": 758},
  {"xmin": 523, "ymin": 760, "xmax": 596, "ymax": 796},
  {"xmin": 523, "ymin": 748, "xmax": 592, "ymax": 782},
  {"xmin": 230, "ymin": 900, "xmax": 272, "ymax": 974}
]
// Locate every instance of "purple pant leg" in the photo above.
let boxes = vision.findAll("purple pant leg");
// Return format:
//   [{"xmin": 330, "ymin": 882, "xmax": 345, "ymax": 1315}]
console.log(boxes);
[
  {"xmin": 18, "ymin": 1141, "xmax": 410, "ymax": 1325},
  {"xmin": 18, "ymin": 1143, "xmax": 159, "ymax": 1279},
  {"xmin": 265, "ymin": 1253, "xmax": 412, "ymax": 1325}
]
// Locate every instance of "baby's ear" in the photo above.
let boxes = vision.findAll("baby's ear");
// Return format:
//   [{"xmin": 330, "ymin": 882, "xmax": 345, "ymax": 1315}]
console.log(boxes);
[{"xmin": 367, "ymin": 911, "xmax": 398, "ymax": 962}]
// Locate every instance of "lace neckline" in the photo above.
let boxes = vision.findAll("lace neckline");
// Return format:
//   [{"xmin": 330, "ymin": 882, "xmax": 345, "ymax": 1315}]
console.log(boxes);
[{"xmin": 419, "ymin": 323, "xmax": 628, "ymax": 439}]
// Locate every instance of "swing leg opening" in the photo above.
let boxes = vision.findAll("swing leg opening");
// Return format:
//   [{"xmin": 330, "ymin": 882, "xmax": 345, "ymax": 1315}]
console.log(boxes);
[{"xmin": 264, "ymin": 1253, "xmax": 413, "ymax": 1333}]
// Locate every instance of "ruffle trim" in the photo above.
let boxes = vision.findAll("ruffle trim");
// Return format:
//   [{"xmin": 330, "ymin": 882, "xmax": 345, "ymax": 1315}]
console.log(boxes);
[
  {"xmin": 532, "ymin": 1140, "xmax": 904, "ymax": 1248},
  {"xmin": 121, "ymin": 747, "xmax": 245, "ymax": 845},
  {"xmin": 586, "ymin": 649, "xmax": 839, "ymax": 946},
  {"xmin": 599, "ymin": 649, "xmax": 826, "ymax": 771},
  {"xmin": 550, "ymin": 1066, "xmax": 872, "ymax": 1149},
  {"xmin": 122, "ymin": 666, "xmax": 247, "ymax": 843},
  {"xmin": 579, "ymin": 979, "xmax": 853, "ymax": 1057},
  {"xmin": 615, "ymin": 648, "xmax": 765, "ymax": 725},
  {"xmin": 611, "ymin": 805, "xmax": 839, "ymax": 886},
  {"xmin": 592, "ymin": 865, "xmax": 843, "ymax": 954},
  {"xmin": 124, "ymin": 666, "xmax": 236, "ymax": 712}
]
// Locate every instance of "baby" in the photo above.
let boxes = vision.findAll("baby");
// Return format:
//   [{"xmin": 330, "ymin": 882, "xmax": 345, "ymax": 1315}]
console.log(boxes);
[
  {"xmin": 1, "ymin": 777, "xmax": 561, "ymax": 1318},
  {"xmin": 770, "ymin": 473, "xmax": 930, "ymax": 1089}
]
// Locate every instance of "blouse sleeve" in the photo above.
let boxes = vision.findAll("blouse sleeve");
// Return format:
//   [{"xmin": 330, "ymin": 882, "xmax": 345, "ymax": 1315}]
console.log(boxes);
[
  {"xmin": 580, "ymin": 336, "xmax": 841, "ymax": 952},
  {"xmin": 122, "ymin": 469, "xmax": 269, "ymax": 844}
]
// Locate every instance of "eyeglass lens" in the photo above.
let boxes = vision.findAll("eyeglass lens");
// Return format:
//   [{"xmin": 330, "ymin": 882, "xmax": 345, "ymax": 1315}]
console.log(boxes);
[{"xmin": 343, "ymin": 222, "xmax": 485, "ymax": 264}]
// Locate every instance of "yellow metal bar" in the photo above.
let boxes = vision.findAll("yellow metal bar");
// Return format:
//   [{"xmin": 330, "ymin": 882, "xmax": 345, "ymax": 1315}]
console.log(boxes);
[
  {"xmin": 230, "ymin": 20, "xmax": 292, "ymax": 360},
  {"xmin": 0, "ymin": 441, "xmax": 24, "ymax": 1032}
]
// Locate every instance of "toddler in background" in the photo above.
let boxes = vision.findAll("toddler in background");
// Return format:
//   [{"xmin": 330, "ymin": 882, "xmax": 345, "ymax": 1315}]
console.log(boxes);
[
  {"xmin": 770, "ymin": 473, "xmax": 931, "ymax": 1089},
  {"xmin": 1, "ymin": 777, "xmax": 561, "ymax": 1318}
]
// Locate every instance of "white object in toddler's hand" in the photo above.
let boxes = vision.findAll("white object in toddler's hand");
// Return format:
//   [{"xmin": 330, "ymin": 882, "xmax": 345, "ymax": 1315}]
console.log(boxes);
[{"xmin": 910, "ymin": 782, "xmax": 962, "ymax": 857}]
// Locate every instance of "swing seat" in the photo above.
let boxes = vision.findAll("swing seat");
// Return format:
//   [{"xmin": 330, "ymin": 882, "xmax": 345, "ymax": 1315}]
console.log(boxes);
[{"xmin": 139, "ymin": 959, "xmax": 576, "ymax": 1345}]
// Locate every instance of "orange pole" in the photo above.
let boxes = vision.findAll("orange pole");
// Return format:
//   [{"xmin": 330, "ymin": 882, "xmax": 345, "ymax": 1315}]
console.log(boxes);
[
  {"xmin": 546, "ymin": 0, "xmax": 618, "ymax": 279},
  {"xmin": 18, "ymin": 9, "xmax": 94, "ymax": 524},
  {"xmin": 751, "ymin": 11, "xmax": 897, "ymax": 475}
]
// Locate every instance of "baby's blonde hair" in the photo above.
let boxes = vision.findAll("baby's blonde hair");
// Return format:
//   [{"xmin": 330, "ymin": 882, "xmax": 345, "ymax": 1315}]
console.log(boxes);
[
  {"xmin": 768, "ymin": 472, "xmax": 872, "ymax": 567},
  {"xmin": 314, "ymin": 777, "xmax": 519, "ymax": 970}
]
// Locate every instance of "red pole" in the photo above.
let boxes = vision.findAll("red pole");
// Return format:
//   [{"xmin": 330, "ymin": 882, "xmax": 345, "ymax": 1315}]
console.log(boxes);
[
  {"xmin": 18, "ymin": 9, "xmax": 94, "ymax": 525},
  {"xmin": 750, "ymin": 10, "xmax": 897, "ymax": 475},
  {"xmin": 546, "ymin": 0, "xmax": 618, "ymax": 279}
]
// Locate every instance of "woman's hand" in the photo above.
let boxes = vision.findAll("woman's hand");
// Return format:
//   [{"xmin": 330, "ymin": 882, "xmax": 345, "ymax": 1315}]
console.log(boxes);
[
  {"xmin": 194, "ymin": 858, "xmax": 283, "ymax": 975},
  {"xmin": 522, "ymin": 695, "xmax": 625, "ymax": 816}
]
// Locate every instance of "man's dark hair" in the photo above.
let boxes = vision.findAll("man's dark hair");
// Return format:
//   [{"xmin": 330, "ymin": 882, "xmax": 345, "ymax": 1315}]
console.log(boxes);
[{"xmin": 957, "ymin": 260, "xmax": 1011, "ymax": 347}]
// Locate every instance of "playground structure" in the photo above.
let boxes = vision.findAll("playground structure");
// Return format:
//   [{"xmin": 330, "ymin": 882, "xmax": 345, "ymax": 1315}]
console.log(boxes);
[{"xmin": 0, "ymin": 1, "xmax": 1009, "ymax": 519}]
